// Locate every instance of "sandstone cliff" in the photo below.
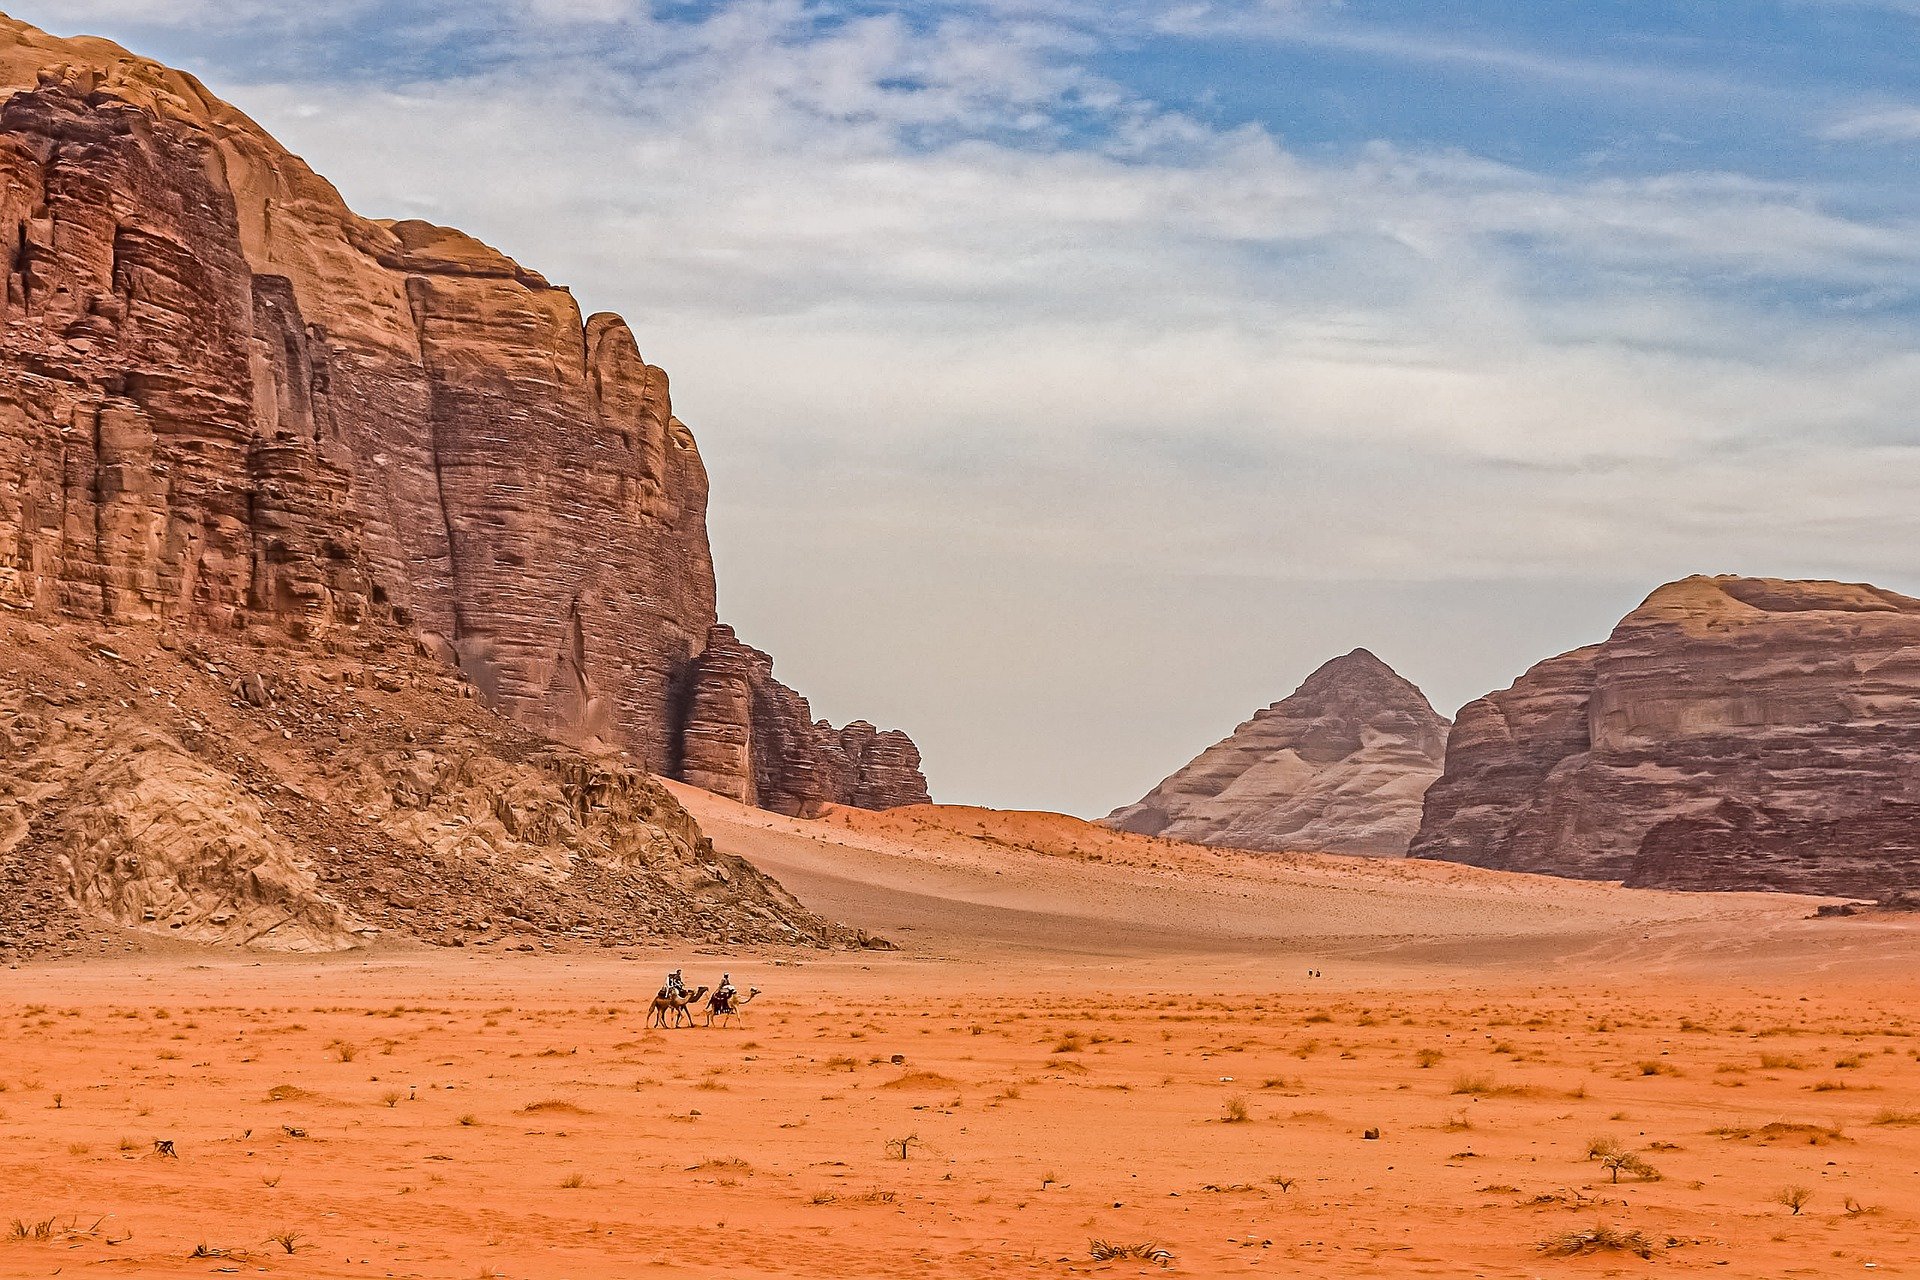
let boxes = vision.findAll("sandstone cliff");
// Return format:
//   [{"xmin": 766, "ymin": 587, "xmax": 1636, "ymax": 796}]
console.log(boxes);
[
  {"xmin": 0, "ymin": 15, "xmax": 926, "ymax": 817},
  {"xmin": 1105, "ymin": 649, "xmax": 1449, "ymax": 857},
  {"xmin": 1410, "ymin": 576, "xmax": 1920, "ymax": 897}
]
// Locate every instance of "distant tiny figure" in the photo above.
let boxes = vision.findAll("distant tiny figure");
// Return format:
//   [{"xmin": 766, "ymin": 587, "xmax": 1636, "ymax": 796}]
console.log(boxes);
[
  {"xmin": 715, "ymin": 972, "xmax": 737, "ymax": 1008},
  {"xmin": 660, "ymin": 968, "xmax": 687, "ymax": 1001}
]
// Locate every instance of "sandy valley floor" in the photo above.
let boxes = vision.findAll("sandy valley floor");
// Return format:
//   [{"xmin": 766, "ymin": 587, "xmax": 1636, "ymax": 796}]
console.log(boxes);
[{"xmin": 4, "ymin": 795, "xmax": 1920, "ymax": 1278}]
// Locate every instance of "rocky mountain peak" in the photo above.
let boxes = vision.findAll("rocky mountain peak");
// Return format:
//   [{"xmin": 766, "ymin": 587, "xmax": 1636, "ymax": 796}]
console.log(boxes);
[{"xmin": 1105, "ymin": 650, "xmax": 1449, "ymax": 858}]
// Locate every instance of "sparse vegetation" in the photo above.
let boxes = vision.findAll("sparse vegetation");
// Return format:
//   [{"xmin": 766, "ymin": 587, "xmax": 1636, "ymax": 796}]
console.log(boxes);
[
  {"xmin": 1600, "ymin": 1150, "xmax": 1659, "ymax": 1183},
  {"xmin": 1537, "ymin": 1224, "xmax": 1657, "ymax": 1258},
  {"xmin": 1089, "ymin": 1240, "xmax": 1173, "ymax": 1265},
  {"xmin": 1776, "ymin": 1185, "xmax": 1813, "ymax": 1215}
]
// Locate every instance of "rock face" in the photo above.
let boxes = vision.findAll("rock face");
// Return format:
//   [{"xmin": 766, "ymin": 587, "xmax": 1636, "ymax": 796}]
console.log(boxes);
[
  {"xmin": 0, "ymin": 16, "xmax": 925, "ymax": 816},
  {"xmin": 1411, "ymin": 576, "xmax": 1920, "ymax": 897},
  {"xmin": 1105, "ymin": 649, "xmax": 1449, "ymax": 857},
  {"xmin": 678, "ymin": 626, "xmax": 930, "ymax": 815}
]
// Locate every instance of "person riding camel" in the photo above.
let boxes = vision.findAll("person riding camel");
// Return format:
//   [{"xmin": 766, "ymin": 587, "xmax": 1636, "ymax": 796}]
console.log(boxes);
[
  {"xmin": 661, "ymin": 968, "xmax": 687, "ymax": 1001},
  {"xmin": 714, "ymin": 973, "xmax": 738, "ymax": 1013}
]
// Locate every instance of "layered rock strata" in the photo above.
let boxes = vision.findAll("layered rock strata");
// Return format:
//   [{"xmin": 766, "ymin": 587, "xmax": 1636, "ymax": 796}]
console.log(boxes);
[
  {"xmin": 1411, "ymin": 576, "xmax": 1920, "ymax": 897},
  {"xmin": 678, "ymin": 625, "xmax": 930, "ymax": 816},
  {"xmin": 1106, "ymin": 649, "xmax": 1449, "ymax": 857},
  {"xmin": 0, "ymin": 17, "xmax": 925, "ymax": 813}
]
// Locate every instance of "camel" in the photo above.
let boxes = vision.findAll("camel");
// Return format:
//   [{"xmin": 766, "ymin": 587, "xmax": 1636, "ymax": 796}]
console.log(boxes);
[
  {"xmin": 647, "ymin": 984, "xmax": 709, "ymax": 1029},
  {"xmin": 704, "ymin": 986, "xmax": 761, "ymax": 1028}
]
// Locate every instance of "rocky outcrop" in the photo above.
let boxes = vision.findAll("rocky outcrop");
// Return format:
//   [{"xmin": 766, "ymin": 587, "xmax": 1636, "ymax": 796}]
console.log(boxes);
[
  {"xmin": 1410, "ymin": 576, "xmax": 1920, "ymax": 897},
  {"xmin": 0, "ymin": 614, "xmax": 840, "ymax": 959},
  {"xmin": 679, "ymin": 626, "xmax": 930, "ymax": 815},
  {"xmin": 0, "ymin": 17, "xmax": 925, "ymax": 811},
  {"xmin": 1105, "ymin": 649, "xmax": 1449, "ymax": 857}
]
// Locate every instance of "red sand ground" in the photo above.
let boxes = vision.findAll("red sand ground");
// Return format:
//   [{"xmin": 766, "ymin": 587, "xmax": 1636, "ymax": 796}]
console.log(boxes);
[{"xmin": 3, "ymin": 790, "xmax": 1919, "ymax": 1278}]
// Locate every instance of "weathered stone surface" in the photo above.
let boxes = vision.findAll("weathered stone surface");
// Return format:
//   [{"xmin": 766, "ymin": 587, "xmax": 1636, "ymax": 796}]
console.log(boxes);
[
  {"xmin": 1105, "ymin": 649, "xmax": 1449, "ymax": 857},
  {"xmin": 1410, "ymin": 575, "xmax": 1920, "ymax": 897},
  {"xmin": 680, "ymin": 626, "xmax": 930, "ymax": 816},
  {"xmin": 0, "ymin": 16, "xmax": 925, "ymax": 811}
]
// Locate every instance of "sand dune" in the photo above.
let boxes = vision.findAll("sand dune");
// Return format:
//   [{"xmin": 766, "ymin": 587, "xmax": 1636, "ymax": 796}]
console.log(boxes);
[{"xmin": 665, "ymin": 782, "xmax": 1912, "ymax": 980}]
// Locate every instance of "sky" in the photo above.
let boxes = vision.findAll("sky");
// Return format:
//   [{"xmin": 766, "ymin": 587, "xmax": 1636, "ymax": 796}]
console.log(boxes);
[{"xmin": 21, "ymin": 0, "xmax": 1920, "ymax": 815}]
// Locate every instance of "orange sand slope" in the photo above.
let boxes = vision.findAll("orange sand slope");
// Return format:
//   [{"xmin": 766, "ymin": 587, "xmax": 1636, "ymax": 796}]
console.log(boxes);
[{"xmin": 666, "ymin": 782, "xmax": 1914, "ymax": 977}]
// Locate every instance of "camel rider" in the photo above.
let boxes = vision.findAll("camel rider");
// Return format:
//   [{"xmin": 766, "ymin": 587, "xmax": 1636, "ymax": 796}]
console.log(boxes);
[
  {"xmin": 661, "ymin": 969, "xmax": 687, "ymax": 1001},
  {"xmin": 715, "ymin": 973, "xmax": 737, "ymax": 1012}
]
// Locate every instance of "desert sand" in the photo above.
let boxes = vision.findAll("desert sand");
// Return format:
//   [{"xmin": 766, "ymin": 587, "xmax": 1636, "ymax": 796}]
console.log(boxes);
[{"xmin": 4, "ymin": 793, "xmax": 1920, "ymax": 1278}]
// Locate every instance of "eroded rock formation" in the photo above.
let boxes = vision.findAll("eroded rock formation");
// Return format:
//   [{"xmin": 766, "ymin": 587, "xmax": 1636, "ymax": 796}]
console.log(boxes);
[
  {"xmin": 1105, "ymin": 649, "xmax": 1449, "ymax": 857},
  {"xmin": 1411, "ymin": 576, "xmax": 1920, "ymax": 897},
  {"xmin": 678, "ymin": 625, "xmax": 930, "ymax": 815},
  {"xmin": 0, "ymin": 16, "xmax": 925, "ymax": 816},
  {"xmin": 0, "ymin": 615, "xmax": 839, "ymax": 960}
]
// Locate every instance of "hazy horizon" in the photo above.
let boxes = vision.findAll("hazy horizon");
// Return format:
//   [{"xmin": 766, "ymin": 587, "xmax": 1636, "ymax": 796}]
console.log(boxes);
[{"xmin": 25, "ymin": 0, "xmax": 1920, "ymax": 816}]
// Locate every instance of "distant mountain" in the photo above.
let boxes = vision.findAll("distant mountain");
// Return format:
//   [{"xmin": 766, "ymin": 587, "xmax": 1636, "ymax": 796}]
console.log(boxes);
[{"xmin": 1105, "ymin": 649, "xmax": 1449, "ymax": 857}]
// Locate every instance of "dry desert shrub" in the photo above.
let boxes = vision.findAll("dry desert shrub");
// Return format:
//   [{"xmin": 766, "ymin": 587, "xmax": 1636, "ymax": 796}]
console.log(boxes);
[
  {"xmin": 1414, "ymin": 1048, "xmax": 1444, "ymax": 1069},
  {"xmin": 1600, "ymin": 1151, "xmax": 1660, "ymax": 1183},
  {"xmin": 1776, "ymin": 1185, "xmax": 1813, "ymax": 1215},
  {"xmin": 1537, "ymin": 1223, "xmax": 1657, "ymax": 1258},
  {"xmin": 1221, "ymin": 1095, "xmax": 1250, "ymax": 1123},
  {"xmin": 1088, "ymin": 1240, "xmax": 1173, "ymax": 1266},
  {"xmin": 1452, "ymin": 1074, "xmax": 1533, "ymax": 1098},
  {"xmin": 1871, "ymin": 1108, "xmax": 1920, "ymax": 1126},
  {"xmin": 520, "ymin": 1099, "xmax": 588, "ymax": 1115}
]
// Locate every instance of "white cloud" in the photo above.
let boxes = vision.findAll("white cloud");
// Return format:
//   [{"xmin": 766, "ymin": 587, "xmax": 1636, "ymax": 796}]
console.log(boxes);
[{"xmin": 1820, "ymin": 104, "xmax": 1920, "ymax": 143}]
